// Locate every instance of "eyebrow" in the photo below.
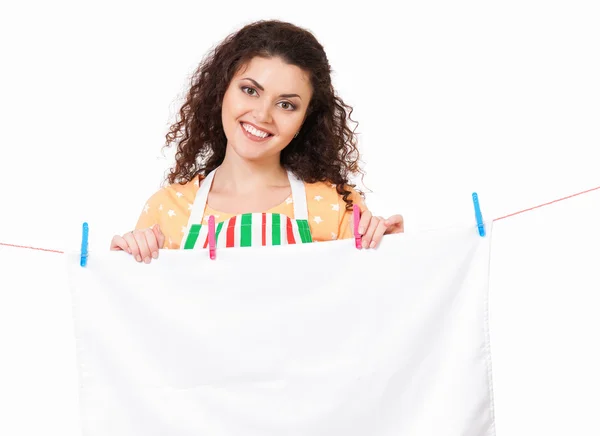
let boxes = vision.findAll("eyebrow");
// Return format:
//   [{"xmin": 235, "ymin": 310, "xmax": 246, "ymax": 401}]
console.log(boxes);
[{"xmin": 241, "ymin": 77, "xmax": 302, "ymax": 100}]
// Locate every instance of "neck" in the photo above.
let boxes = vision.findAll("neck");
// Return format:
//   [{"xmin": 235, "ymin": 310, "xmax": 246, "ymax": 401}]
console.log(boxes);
[{"xmin": 213, "ymin": 150, "xmax": 288, "ymax": 194}]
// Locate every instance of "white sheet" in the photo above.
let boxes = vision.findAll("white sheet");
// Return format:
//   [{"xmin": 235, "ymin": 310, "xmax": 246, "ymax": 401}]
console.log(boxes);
[{"xmin": 66, "ymin": 223, "xmax": 495, "ymax": 436}]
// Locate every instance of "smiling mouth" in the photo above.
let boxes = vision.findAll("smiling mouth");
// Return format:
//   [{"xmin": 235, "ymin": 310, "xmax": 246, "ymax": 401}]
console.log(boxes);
[{"xmin": 240, "ymin": 122, "xmax": 274, "ymax": 139}]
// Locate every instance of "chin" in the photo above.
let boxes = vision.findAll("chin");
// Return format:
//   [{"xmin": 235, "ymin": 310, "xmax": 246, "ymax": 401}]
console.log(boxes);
[
  {"xmin": 229, "ymin": 144, "xmax": 278, "ymax": 163},
  {"xmin": 231, "ymin": 137, "xmax": 286, "ymax": 163}
]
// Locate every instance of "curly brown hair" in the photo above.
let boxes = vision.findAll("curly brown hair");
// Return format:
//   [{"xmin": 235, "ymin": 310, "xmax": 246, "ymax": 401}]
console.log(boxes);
[{"xmin": 163, "ymin": 19, "xmax": 364, "ymax": 210}]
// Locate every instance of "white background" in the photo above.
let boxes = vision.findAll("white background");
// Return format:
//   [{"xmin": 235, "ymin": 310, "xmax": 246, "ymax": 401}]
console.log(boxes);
[{"xmin": 1, "ymin": 0, "xmax": 598, "ymax": 435}]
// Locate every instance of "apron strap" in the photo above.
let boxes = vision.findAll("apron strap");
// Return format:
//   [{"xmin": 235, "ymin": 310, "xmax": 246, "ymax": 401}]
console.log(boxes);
[
  {"xmin": 287, "ymin": 170, "xmax": 308, "ymax": 221},
  {"xmin": 185, "ymin": 169, "xmax": 215, "ymax": 233}
]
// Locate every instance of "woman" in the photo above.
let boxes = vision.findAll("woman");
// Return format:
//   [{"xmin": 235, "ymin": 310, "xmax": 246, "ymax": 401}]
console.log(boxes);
[{"xmin": 110, "ymin": 20, "xmax": 404, "ymax": 263}]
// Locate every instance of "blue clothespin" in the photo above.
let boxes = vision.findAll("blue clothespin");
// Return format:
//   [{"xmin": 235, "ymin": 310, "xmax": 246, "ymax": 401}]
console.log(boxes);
[
  {"xmin": 80, "ymin": 222, "xmax": 89, "ymax": 267},
  {"xmin": 472, "ymin": 193, "xmax": 485, "ymax": 237}
]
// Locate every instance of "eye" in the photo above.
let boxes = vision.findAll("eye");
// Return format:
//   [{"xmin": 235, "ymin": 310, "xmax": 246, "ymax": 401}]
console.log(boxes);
[
  {"xmin": 278, "ymin": 101, "xmax": 296, "ymax": 111},
  {"xmin": 241, "ymin": 86, "xmax": 257, "ymax": 96}
]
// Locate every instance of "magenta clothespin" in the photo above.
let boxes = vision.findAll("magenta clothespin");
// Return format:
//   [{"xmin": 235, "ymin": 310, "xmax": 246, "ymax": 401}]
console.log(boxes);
[
  {"xmin": 208, "ymin": 215, "xmax": 216, "ymax": 260},
  {"xmin": 353, "ymin": 204, "xmax": 362, "ymax": 249}
]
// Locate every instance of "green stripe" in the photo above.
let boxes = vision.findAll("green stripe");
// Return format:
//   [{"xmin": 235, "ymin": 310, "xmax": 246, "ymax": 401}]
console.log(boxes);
[
  {"xmin": 215, "ymin": 221, "xmax": 224, "ymax": 245},
  {"xmin": 297, "ymin": 219, "xmax": 313, "ymax": 243},
  {"xmin": 184, "ymin": 224, "xmax": 201, "ymax": 249},
  {"xmin": 271, "ymin": 214, "xmax": 281, "ymax": 246},
  {"xmin": 240, "ymin": 213, "xmax": 252, "ymax": 247}
]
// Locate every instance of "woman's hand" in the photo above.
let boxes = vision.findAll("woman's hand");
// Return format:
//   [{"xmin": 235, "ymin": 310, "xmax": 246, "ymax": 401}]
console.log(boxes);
[
  {"xmin": 357, "ymin": 211, "xmax": 404, "ymax": 249},
  {"xmin": 110, "ymin": 224, "xmax": 165, "ymax": 263}
]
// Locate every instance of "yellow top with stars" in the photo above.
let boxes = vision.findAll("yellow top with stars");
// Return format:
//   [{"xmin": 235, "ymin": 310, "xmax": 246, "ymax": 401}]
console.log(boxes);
[{"xmin": 135, "ymin": 175, "xmax": 367, "ymax": 249}]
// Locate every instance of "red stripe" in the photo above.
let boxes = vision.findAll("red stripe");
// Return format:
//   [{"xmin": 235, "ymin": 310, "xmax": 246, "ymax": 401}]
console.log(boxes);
[
  {"xmin": 262, "ymin": 213, "xmax": 266, "ymax": 246},
  {"xmin": 286, "ymin": 216, "xmax": 296, "ymax": 244},
  {"xmin": 226, "ymin": 216, "xmax": 237, "ymax": 248}
]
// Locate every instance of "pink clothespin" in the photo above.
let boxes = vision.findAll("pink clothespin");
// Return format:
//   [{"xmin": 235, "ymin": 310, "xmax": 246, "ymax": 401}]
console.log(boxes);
[
  {"xmin": 208, "ymin": 215, "xmax": 216, "ymax": 260},
  {"xmin": 353, "ymin": 204, "xmax": 362, "ymax": 249}
]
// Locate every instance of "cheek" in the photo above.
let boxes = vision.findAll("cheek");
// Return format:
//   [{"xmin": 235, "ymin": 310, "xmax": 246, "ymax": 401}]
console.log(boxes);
[
  {"xmin": 222, "ymin": 89, "xmax": 246, "ymax": 116},
  {"xmin": 276, "ymin": 115, "xmax": 304, "ymax": 137},
  {"xmin": 222, "ymin": 93, "xmax": 235, "ymax": 116},
  {"xmin": 221, "ymin": 95, "xmax": 240, "ymax": 139},
  {"xmin": 222, "ymin": 99, "xmax": 243, "ymax": 134}
]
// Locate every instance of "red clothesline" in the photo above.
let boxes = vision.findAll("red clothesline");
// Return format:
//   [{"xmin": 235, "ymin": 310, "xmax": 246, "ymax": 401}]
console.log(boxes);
[
  {"xmin": 0, "ymin": 242, "xmax": 65, "ymax": 254},
  {"xmin": 493, "ymin": 185, "xmax": 600, "ymax": 221},
  {"xmin": 2, "ymin": 185, "xmax": 599, "ymax": 255}
]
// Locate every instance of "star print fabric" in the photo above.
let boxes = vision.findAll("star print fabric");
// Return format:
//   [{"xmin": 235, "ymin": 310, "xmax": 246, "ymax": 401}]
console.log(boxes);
[{"xmin": 135, "ymin": 175, "xmax": 367, "ymax": 249}]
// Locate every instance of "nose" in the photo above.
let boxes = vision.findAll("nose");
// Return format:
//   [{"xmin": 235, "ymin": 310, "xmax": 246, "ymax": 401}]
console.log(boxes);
[{"xmin": 252, "ymin": 99, "xmax": 273, "ymax": 124}]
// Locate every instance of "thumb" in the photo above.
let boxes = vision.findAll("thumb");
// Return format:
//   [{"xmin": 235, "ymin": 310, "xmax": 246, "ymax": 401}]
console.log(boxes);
[
  {"xmin": 152, "ymin": 224, "xmax": 166, "ymax": 248},
  {"xmin": 384, "ymin": 214, "xmax": 404, "ymax": 226},
  {"xmin": 384, "ymin": 215, "xmax": 404, "ymax": 233}
]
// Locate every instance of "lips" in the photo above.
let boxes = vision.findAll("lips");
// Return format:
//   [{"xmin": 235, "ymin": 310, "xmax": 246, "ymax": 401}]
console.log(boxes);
[
  {"xmin": 242, "ymin": 121, "xmax": 274, "ymax": 135},
  {"xmin": 240, "ymin": 122, "xmax": 274, "ymax": 142}
]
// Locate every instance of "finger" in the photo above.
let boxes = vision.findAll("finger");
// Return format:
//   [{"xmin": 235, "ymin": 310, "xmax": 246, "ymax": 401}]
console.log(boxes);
[
  {"xmin": 152, "ymin": 224, "xmax": 165, "ymax": 256},
  {"xmin": 134, "ymin": 229, "xmax": 154, "ymax": 264},
  {"xmin": 124, "ymin": 231, "xmax": 143, "ymax": 262},
  {"xmin": 357, "ymin": 210, "xmax": 372, "ymax": 235},
  {"xmin": 110, "ymin": 235, "xmax": 130, "ymax": 253},
  {"xmin": 384, "ymin": 214, "xmax": 404, "ymax": 226},
  {"xmin": 369, "ymin": 219, "xmax": 388, "ymax": 248},
  {"xmin": 145, "ymin": 228, "xmax": 160, "ymax": 260},
  {"xmin": 384, "ymin": 214, "xmax": 405, "ymax": 233},
  {"xmin": 387, "ymin": 223, "xmax": 405, "ymax": 234},
  {"xmin": 361, "ymin": 216, "xmax": 381, "ymax": 249}
]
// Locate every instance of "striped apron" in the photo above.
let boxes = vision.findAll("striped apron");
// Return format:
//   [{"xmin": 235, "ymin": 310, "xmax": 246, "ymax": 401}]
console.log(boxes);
[{"xmin": 181, "ymin": 168, "xmax": 313, "ymax": 249}]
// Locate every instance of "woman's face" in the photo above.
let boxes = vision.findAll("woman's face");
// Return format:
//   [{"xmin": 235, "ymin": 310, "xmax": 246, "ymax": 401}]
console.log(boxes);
[{"xmin": 221, "ymin": 56, "xmax": 313, "ymax": 164}]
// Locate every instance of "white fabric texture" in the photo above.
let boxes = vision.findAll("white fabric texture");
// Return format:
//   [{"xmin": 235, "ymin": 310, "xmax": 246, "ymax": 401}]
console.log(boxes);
[{"xmin": 66, "ymin": 223, "xmax": 496, "ymax": 436}]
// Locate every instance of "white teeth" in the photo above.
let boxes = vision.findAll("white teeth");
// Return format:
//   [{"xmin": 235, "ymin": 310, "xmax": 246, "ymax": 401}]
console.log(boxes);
[{"xmin": 242, "ymin": 123, "xmax": 270, "ymax": 138}]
